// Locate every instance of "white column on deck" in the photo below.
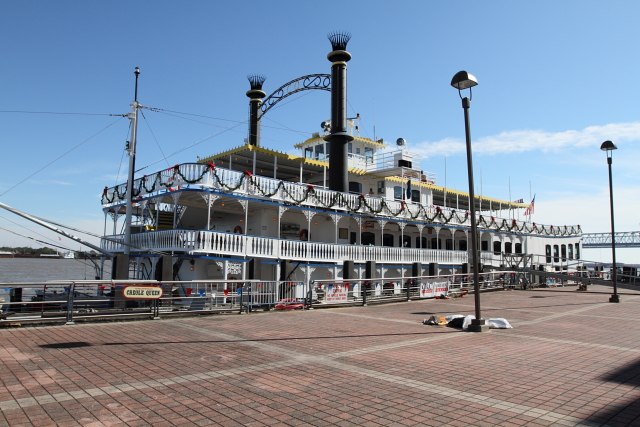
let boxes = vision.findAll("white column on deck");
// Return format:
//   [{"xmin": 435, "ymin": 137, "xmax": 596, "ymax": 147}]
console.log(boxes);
[
  {"xmin": 273, "ymin": 156, "xmax": 277, "ymax": 180},
  {"xmin": 207, "ymin": 195, "xmax": 211, "ymax": 230},
  {"xmin": 252, "ymin": 150, "xmax": 257, "ymax": 175}
]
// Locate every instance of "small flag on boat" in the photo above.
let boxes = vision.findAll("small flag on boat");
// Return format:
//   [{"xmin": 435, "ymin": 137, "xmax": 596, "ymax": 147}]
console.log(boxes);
[{"xmin": 524, "ymin": 195, "xmax": 535, "ymax": 216}]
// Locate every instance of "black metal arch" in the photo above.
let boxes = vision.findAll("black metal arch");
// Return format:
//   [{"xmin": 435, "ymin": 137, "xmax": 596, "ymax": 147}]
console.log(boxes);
[{"xmin": 259, "ymin": 74, "xmax": 331, "ymax": 119}]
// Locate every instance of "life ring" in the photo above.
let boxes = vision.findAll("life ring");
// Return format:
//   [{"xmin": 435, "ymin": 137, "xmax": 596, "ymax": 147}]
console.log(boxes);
[
  {"xmin": 300, "ymin": 229, "xmax": 309, "ymax": 241},
  {"xmin": 233, "ymin": 225, "xmax": 243, "ymax": 234}
]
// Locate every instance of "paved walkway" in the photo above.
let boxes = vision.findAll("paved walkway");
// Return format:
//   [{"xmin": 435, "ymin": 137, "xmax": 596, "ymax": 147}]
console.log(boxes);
[{"xmin": 2, "ymin": 285, "xmax": 640, "ymax": 427}]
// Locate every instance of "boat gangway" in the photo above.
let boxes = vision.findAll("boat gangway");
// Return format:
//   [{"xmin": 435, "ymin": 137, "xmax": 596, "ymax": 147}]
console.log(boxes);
[{"xmin": 582, "ymin": 231, "xmax": 640, "ymax": 248}]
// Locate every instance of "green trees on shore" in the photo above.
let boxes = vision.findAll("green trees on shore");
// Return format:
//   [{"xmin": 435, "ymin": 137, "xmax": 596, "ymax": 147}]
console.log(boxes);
[{"xmin": 0, "ymin": 246, "xmax": 58, "ymax": 255}]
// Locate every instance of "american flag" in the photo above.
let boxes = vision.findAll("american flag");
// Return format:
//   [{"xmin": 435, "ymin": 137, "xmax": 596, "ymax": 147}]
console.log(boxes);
[{"xmin": 524, "ymin": 195, "xmax": 535, "ymax": 216}]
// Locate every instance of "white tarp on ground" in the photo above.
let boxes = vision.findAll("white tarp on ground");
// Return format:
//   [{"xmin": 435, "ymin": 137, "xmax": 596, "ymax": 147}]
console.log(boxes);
[
  {"xmin": 461, "ymin": 315, "xmax": 513, "ymax": 329},
  {"xmin": 442, "ymin": 314, "xmax": 513, "ymax": 329}
]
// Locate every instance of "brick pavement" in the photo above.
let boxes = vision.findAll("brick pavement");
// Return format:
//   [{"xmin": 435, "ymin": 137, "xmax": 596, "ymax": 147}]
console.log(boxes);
[{"xmin": 2, "ymin": 285, "xmax": 640, "ymax": 426}]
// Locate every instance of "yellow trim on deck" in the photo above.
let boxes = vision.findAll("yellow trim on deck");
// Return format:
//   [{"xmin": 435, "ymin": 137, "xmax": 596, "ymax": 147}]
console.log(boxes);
[
  {"xmin": 294, "ymin": 136, "xmax": 386, "ymax": 149},
  {"xmin": 369, "ymin": 174, "xmax": 527, "ymax": 209},
  {"xmin": 198, "ymin": 144, "xmax": 526, "ymax": 209},
  {"xmin": 198, "ymin": 144, "xmax": 368, "ymax": 175}
]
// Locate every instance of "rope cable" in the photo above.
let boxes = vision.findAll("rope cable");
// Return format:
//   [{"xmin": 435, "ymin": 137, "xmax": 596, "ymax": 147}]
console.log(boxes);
[
  {"xmin": 140, "ymin": 110, "xmax": 171, "ymax": 168},
  {"xmin": 115, "ymin": 120, "xmax": 132, "ymax": 186},
  {"xmin": 0, "ymin": 117, "xmax": 125, "ymax": 197},
  {"xmin": 0, "ymin": 110, "xmax": 126, "ymax": 117}
]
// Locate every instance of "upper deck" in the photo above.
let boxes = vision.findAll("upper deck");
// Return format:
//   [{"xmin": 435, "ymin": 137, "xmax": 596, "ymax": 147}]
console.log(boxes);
[{"xmin": 101, "ymin": 161, "xmax": 580, "ymax": 238}]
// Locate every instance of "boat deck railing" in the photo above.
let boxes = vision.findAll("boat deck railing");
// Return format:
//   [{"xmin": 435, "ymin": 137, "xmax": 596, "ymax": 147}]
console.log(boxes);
[
  {"xmin": 100, "ymin": 163, "xmax": 580, "ymax": 237},
  {"xmin": 101, "ymin": 229, "xmax": 469, "ymax": 264}
]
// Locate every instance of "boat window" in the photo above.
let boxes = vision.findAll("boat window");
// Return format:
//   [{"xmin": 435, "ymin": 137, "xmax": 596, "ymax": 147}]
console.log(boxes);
[
  {"xmin": 348, "ymin": 181, "xmax": 362, "ymax": 194},
  {"xmin": 545, "ymin": 245, "xmax": 551, "ymax": 263},
  {"xmin": 575, "ymin": 243, "xmax": 580, "ymax": 260},
  {"xmin": 402, "ymin": 235, "xmax": 411, "ymax": 248},
  {"xmin": 394, "ymin": 186, "xmax": 403, "ymax": 200},
  {"xmin": 411, "ymin": 189, "xmax": 420, "ymax": 203},
  {"xmin": 553, "ymin": 245, "xmax": 559, "ymax": 262},
  {"xmin": 383, "ymin": 233, "xmax": 394, "ymax": 247},
  {"xmin": 365, "ymin": 148, "xmax": 373, "ymax": 163},
  {"xmin": 515, "ymin": 243, "xmax": 522, "ymax": 254},
  {"xmin": 431, "ymin": 238, "xmax": 441, "ymax": 249},
  {"xmin": 445, "ymin": 239, "xmax": 453, "ymax": 250},
  {"xmin": 348, "ymin": 142, "xmax": 353, "ymax": 158},
  {"xmin": 493, "ymin": 241, "xmax": 501, "ymax": 255},
  {"xmin": 459, "ymin": 240, "xmax": 467, "ymax": 251},
  {"xmin": 481, "ymin": 240, "xmax": 489, "ymax": 251},
  {"xmin": 568, "ymin": 244, "xmax": 574, "ymax": 259},
  {"xmin": 325, "ymin": 143, "xmax": 330, "ymax": 158},
  {"xmin": 561, "ymin": 244, "xmax": 567, "ymax": 260},
  {"xmin": 377, "ymin": 181, "xmax": 385, "ymax": 194},
  {"xmin": 304, "ymin": 147, "xmax": 313, "ymax": 158},
  {"xmin": 504, "ymin": 242, "xmax": 512, "ymax": 254},
  {"xmin": 315, "ymin": 144, "xmax": 324, "ymax": 160},
  {"xmin": 356, "ymin": 147, "xmax": 361, "ymax": 155},
  {"xmin": 416, "ymin": 236, "xmax": 427, "ymax": 248},
  {"xmin": 361, "ymin": 232, "xmax": 375, "ymax": 246},
  {"xmin": 350, "ymin": 232, "xmax": 357, "ymax": 245}
]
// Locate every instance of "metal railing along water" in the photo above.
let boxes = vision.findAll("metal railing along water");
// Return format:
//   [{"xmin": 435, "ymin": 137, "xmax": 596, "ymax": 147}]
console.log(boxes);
[{"xmin": 1, "ymin": 272, "xmax": 530, "ymax": 325}]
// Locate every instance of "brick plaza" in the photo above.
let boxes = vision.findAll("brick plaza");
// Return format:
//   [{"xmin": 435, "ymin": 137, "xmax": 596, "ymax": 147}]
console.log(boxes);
[{"xmin": 2, "ymin": 285, "xmax": 640, "ymax": 426}]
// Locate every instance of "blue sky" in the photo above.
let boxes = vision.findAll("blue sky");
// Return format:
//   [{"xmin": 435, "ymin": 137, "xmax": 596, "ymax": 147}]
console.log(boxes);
[{"xmin": 0, "ymin": 1, "xmax": 638, "ymax": 263}]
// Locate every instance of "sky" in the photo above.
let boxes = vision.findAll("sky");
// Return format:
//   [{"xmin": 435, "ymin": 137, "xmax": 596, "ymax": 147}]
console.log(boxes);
[{"xmin": 0, "ymin": 1, "xmax": 638, "ymax": 263}]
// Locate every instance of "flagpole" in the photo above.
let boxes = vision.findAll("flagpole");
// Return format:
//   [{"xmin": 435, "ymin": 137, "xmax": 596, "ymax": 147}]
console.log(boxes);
[
  {"xmin": 508, "ymin": 176, "xmax": 512, "ymax": 219},
  {"xmin": 529, "ymin": 181, "xmax": 532, "ymax": 221}
]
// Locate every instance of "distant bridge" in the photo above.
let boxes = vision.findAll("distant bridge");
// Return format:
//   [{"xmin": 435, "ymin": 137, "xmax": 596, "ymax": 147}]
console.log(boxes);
[{"xmin": 582, "ymin": 231, "xmax": 640, "ymax": 248}]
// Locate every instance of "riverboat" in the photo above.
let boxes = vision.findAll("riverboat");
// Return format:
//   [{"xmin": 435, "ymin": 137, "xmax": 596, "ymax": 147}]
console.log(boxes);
[{"xmin": 100, "ymin": 34, "xmax": 581, "ymax": 289}]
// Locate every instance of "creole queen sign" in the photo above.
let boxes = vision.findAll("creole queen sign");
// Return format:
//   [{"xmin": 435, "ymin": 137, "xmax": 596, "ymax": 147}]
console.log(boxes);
[{"xmin": 122, "ymin": 286, "xmax": 163, "ymax": 299}]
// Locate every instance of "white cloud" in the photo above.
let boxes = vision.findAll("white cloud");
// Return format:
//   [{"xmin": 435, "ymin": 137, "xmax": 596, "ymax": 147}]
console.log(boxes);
[
  {"xmin": 30, "ymin": 180, "xmax": 73, "ymax": 186},
  {"xmin": 414, "ymin": 122, "xmax": 640, "ymax": 157}
]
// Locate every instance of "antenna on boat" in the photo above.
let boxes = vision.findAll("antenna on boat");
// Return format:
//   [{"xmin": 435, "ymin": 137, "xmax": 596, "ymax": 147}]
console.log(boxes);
[
  {"xmin": 123, "ymin": 67, "xmax": 140, "ymax": 262},
  {"xmin": 373, "ymin": 98, "xmax": 376, "ymax": 142}
]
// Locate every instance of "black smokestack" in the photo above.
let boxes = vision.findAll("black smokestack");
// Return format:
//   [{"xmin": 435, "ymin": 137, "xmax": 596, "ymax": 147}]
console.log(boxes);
[{"xmin": 325, "ymin": 32, "xmax": 353, "ymax": 193}]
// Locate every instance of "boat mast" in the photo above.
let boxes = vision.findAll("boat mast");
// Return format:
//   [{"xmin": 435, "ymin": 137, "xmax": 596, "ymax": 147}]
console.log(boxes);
[{"xmin": 123, "ymin": 67, "xmax": 140, "ymax": 257}]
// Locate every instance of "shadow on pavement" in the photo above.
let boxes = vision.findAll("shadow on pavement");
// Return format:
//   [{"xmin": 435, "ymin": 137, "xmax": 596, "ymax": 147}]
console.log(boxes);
[
  {"xmin": 38, "ymin": 329, "xmax": 459, "ymax": 349},
  {"xmin": 584, "ymin": 358, "xmax": 640, "ymax": 425}
]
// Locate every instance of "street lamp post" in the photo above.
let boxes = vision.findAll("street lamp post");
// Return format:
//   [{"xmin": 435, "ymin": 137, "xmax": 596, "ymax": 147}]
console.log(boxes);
[
  {"xmin": 451, "ymin": 71, "xmax": 489, "ymax": 332},
  {"xmin": 601, "ymin": 140, "xmax": 620, "ymax": 303}
]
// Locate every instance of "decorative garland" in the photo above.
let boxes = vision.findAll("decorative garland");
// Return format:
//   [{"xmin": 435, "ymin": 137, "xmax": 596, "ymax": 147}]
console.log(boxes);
[{"xmin": 101, "ymin": 163, "xmax": 581, "ymax": 237}]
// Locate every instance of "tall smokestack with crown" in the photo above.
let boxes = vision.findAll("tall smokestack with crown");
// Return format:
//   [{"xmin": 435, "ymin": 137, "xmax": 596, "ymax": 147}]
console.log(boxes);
[
  {"xmin": 325, "ymin": 31, "xmax": 354, "ymax": 193},
  {"xmin": 247, "ymin": 74, "xmax": 266, "ymax": 146}
]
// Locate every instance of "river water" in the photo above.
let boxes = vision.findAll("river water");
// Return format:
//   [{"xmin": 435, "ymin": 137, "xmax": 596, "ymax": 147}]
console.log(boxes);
[
  {"xmin": 0, "ymin": 258, "xmax": 114, "ymax": 308},
  {"xmin": 0, "ymin": 258, "xmax": 112, "ymax": 283}
]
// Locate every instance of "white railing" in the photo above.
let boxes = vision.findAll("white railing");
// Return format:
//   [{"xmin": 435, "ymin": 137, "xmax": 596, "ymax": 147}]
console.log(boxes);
[
  {"xmin": 102, "ymin": 229, "xmax": 468, "ymax": 265},
  {"xmin": 101, "ymin": 163, "xmax": 580, "ymax": 236}
]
